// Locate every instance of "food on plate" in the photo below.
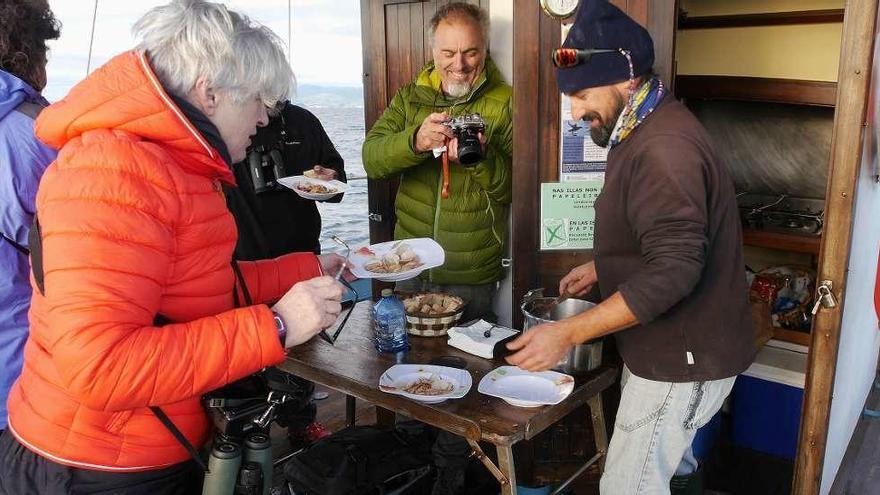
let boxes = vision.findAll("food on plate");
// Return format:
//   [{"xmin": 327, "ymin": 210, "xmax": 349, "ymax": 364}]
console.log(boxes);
[
  {"xmin": 356, "ymin": 246, "xmax": 376, "ymax": 256},
  {"xmin": 403, "ymin": 293, "xmax": 463, "ymax": 316},
  {"xmin": 303, "ymin": 169, "xmax": 318, "ymax": 178},
  {"xmin": 402, "ymin": 375, "xmax": 454, "ymax": 396},
  {"xmin": 296, "ymin": 181, "xmax": 337, "ymax": 194},
  {"xmin": 363, "ymin": 242, "xmax": 423, "ymax": 273}
]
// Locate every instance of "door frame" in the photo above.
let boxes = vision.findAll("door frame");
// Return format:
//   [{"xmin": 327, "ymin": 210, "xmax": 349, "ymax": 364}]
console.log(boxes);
[{"xmin": 794, "ymin": 1, "xmax": 878, "ymax": 492}]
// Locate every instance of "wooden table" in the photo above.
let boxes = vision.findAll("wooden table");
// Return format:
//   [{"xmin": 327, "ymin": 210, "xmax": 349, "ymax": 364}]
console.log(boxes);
[{"xmin": 276, "ymin": 302, "xmax": 617, "ymax": 495}]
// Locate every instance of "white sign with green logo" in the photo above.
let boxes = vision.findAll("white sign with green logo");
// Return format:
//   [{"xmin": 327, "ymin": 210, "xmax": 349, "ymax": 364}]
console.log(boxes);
[{"xmin": 540, "ymin": 180, "xmax": 604, "ymax": 250}]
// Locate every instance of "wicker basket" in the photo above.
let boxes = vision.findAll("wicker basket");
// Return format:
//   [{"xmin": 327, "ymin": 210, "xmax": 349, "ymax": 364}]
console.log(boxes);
[{"xmin": 402, "ymin": 293, "xmax": 467, "ymax": 337}]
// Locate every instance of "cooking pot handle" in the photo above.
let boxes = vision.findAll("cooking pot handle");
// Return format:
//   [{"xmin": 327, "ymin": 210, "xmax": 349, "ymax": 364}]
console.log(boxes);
[{"xmin": 523, "ymin": 288, "xmax": 545, "ymax": 304}]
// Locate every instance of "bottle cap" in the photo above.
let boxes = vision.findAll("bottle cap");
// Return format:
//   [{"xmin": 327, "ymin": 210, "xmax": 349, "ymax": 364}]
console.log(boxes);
[{"xmin": 381, "ymin": 288, "xmax": 393, "ymax": 297}]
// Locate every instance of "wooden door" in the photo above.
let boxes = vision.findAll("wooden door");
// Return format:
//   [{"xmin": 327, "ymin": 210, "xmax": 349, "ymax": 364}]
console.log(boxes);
[{"xmin": 360, "ymin": 0, "xmax": 490, "ymax": 250}]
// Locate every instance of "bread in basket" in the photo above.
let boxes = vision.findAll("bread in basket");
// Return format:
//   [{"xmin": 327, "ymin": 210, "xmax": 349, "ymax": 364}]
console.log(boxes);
[{"xmin": 401, "ymin": 292, "xmax": 467, "ymax": 337}]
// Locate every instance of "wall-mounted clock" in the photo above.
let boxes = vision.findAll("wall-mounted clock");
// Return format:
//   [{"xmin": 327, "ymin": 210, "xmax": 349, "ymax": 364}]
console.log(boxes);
[{"xmin": 540, "ymin": 0, "xmax": 579, "ymax": 20}]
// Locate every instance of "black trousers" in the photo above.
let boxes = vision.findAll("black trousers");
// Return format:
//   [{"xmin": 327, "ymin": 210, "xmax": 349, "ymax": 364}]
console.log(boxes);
[{"xmin": 0, "ymin": 432, "xmax": 202, "ymax": 495}]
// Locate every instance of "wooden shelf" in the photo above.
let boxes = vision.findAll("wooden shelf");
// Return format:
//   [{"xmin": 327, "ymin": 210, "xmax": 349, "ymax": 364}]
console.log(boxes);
[
  {"xmin": 675, "ymin": 75, "xmax": 837, "ymax": 107},
  {"xmin": 742, "ymin": 229, "xmax": 821, "ymax": 255},
  {"xmin": 772, "ymin": 328, "xmax": 813, "ymax": 347},
  {"xmin": 679, "ymin": 9, "xmax": 845, "ymax": 30}
]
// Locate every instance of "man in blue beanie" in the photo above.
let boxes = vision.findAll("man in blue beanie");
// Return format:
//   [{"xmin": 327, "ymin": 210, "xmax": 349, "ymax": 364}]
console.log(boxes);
[{"xmin": 506, "ymin": 1, "xmax": 755, "ymax": 493}]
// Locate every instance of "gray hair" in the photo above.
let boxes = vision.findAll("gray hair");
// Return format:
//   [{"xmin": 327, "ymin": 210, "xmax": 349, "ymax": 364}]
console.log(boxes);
[
  {"xmin": 429, "ymin": 2, "xmax": 489, "ymax": 48},
  {"xmin": 133, "ymin": 0, "xmax": 293, "ymax": 108}
]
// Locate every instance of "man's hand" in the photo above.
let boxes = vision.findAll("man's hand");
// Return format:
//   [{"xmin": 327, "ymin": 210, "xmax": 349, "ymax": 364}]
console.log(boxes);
[
  {"xmin": 273, "ymin": 276, "xmax": 345, "ymax": 347},
  {"xmin": 414, "ymin": 113, "xmax": 454, "ymax": 153},
  {"xmin": 559, "ymin": 261, "xmax": 597, "ymax": 298},
  {"xmin": 505, "ymin": 322, "xmax": 573, "ymax": 372},
  {"xmin": 307, "ymin": 165, "xmax": 337, "ymax": 181},
  {"xmin": 318, "ymin": 253, "xmax": 356, "ymax": 281},
  {"xmin": 447, "ymin": 132, "xmax": 487, "ymax": 165}
]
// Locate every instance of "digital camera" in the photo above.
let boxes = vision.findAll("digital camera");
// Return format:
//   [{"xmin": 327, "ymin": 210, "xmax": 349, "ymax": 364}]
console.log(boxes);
[{"xmin": 443, "ymin": 113, "xmax": 486, "ymax": 166}]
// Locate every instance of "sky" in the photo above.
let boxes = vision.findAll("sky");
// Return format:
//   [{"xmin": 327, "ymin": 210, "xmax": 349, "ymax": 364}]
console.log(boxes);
[{"xmin": 43, "ymin": 0, "xmax": 363, "ymax": 102}]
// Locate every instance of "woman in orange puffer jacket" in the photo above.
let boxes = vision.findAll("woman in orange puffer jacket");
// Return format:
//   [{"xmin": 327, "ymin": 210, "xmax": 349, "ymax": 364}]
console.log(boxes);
[{"xmin": 0, "ymin": 1, "xmax": 347, "ymax": 494}]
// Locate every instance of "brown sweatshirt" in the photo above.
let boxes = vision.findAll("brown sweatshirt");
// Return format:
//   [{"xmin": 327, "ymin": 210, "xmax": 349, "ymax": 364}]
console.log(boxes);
[{"xmin": 594, "ymin": 97, "xmax": 756, "ymax": 382}]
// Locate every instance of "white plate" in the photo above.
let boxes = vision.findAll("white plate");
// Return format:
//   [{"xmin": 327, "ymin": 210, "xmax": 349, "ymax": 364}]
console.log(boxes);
[
  {"xmin": 378, "ymin": 364, "xmax": 472, "ymax": 404},
  {"xmin": 348, "ymin": 238, "xmax": 445, "ymax": 282},
  {"xmin": 477, "ymin": 366, "xmax": 575, "ymax": 407},
  {"xmin": 277, "ymin": 175, "xmax": 347, "ymax": 201}
]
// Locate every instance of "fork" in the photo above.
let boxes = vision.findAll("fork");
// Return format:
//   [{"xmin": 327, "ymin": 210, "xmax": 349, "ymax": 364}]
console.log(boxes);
[{"xmin": 329, "ymin": 234, "xmax": 350, "ymax": 281}]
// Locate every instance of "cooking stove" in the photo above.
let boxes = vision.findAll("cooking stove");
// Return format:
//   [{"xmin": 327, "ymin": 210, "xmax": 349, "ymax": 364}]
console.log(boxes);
[{"xmin": 737, "ymin": 193, "xmax": 825, "ymax": 236}]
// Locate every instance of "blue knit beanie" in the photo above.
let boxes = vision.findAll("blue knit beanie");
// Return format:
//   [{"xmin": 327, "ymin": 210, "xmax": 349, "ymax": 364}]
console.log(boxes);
[{"xmin": 556, "ymin": 0, "xmax": 655, "ymax": 93}]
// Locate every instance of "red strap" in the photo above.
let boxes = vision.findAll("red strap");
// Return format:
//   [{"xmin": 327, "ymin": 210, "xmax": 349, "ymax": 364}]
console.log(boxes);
[{"xmin": 441, "ymin": 138, "xmax": 450, "ymax": 199}]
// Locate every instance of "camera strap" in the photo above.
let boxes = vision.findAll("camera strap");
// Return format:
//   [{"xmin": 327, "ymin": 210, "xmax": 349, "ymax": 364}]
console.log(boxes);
[
  {"xmin": 149, "ymin": 406, "xmax": 208, "ymax": 472},
  {"xmin": 148, "ymin": 260, "xmax": 254, "ymax": 473},
  {"xmin": 1, "ymin": 232, "xmax": 29, "ymax": 256}
]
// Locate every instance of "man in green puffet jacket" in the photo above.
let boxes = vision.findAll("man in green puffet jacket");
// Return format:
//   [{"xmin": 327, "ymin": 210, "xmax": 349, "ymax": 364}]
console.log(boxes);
[{"xmin": 362, "ymin": 2, "xmax": 512, "ymax": 323}]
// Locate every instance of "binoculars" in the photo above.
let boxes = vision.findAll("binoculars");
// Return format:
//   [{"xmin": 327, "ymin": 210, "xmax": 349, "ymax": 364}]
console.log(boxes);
[
  {"xmin": 202, "ymin": 432, "xmax": 273, "ymax": 495},
  {"xmin": 247, "ymin": 145, "xmax": 286, "ymax": 194}
]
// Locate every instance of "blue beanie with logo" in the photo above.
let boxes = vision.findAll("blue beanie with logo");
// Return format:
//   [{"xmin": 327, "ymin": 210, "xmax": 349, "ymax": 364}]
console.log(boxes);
[{"xmin": 556, "ymin": 0, "xmax": 655, "ymax": 94}]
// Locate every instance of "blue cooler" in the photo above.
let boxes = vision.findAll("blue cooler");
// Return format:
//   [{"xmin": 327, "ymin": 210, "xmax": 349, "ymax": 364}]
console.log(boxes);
[{"xmin": 731, "ymin": 342, "xmax": 807, "ymax": 460}]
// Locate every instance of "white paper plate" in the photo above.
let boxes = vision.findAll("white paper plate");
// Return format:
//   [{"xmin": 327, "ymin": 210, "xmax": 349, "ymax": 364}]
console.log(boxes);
[
  {"xmin": 378, "ymin": 364, "xmax": 472, "ymax": 404},
  {"xmin": 277, "ymin": 175, "xmax": 347, "ymax": 201},
  {"xmin": 477, "ymin": 366, "xmax": 574, "ymax": 407},
  {"xmin": 348, "ymin": 238, "xmax": 445, "ymax": 282}
]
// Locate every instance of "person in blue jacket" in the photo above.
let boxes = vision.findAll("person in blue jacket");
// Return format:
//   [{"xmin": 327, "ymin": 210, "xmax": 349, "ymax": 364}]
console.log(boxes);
[{"xmin": 0, "ymin": 0, "xmax": 61, "ymax": 435}]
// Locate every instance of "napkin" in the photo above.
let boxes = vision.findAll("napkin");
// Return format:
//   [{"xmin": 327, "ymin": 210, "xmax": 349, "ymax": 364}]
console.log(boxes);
[{"xmin": 447, "ymin": 320, "xmax": 519, "ymax": 359}]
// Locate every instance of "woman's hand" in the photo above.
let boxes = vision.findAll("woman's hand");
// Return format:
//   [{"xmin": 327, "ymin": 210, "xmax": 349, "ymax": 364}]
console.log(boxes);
[
  {"xmin": 317, "ymin": 253, "xmax": 355, "ymax": 281},
  {"xmin": 559, "ymin": 261, "xmax": 597, "ymax": 298},
  {"xmin": 273, "ymin": 276, "xmax": 345, "ymax": 347},
  {"xmin": 505, "ymin": 322, "xmax": 573, "ymax": 372}
]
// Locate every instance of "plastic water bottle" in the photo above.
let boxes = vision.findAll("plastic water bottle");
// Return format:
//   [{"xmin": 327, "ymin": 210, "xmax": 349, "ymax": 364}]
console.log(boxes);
[{"xmin": 373, "ymin": 289, "xmax": 410, "ymax": 353}]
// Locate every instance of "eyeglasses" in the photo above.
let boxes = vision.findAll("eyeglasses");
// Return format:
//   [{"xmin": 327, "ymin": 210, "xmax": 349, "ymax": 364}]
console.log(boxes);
[{"xmin": 318, "ymin": 235, "xmax": 359, "ymax": 345}]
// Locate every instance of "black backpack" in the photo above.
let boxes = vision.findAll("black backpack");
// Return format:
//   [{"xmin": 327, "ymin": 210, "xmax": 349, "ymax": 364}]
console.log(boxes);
[{"xmin": 284, "ymin": 425, "xmax": 435, "ymax": 495}]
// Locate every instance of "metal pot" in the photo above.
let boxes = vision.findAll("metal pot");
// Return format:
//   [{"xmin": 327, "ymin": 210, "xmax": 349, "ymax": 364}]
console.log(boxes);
[{"xmin": 521, "ymin": 288, "xmax": 603, "ymax": 374}]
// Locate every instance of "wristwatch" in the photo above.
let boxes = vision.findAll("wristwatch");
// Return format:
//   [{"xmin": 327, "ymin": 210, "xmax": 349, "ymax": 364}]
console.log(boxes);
[{"xmin": 272, "ymin": 310, "xmax": 287, "ymax": 345}]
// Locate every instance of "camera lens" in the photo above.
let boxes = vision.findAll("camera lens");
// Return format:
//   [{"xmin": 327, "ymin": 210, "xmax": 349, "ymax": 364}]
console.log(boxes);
[{"xmin": 457, "ymin": 127, "xmax": 483, "ymax": 166}]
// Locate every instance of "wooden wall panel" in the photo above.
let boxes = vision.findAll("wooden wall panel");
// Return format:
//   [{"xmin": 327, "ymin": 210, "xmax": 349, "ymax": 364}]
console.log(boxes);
[{"xmin": 512, "ymin": 0, "xmax": 543, "ymax": 328}]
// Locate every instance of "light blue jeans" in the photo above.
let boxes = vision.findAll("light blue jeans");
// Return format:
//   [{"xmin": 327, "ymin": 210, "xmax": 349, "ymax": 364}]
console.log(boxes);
[{"xmin": 599, "ymin": 367, "xmax": 736, "ymax": 494}]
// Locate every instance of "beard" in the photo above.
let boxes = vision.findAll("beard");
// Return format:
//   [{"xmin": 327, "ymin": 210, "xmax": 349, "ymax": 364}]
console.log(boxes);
[
  {"xmin": 444, "ymin": 81, "xmax": 472, "ymax": 98},
  {"xmin": 589, "ymin": 93, "xmax": 627, "ymax": 147}
]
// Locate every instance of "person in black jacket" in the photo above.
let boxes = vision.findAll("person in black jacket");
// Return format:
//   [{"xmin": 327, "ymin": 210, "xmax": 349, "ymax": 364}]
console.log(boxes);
[
  {"xmin": 230, "ymin": 100, "xmax": 346, "ymax": 258},
  {"xmin": 226, "ymin": 101, "xmax": 347, "ymax": 446}
]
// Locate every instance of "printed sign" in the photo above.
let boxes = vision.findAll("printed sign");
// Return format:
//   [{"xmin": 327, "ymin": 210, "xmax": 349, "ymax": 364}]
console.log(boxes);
[{"xmin": 540, "ymin": 180, "xmax": 604, "ymax": 250}]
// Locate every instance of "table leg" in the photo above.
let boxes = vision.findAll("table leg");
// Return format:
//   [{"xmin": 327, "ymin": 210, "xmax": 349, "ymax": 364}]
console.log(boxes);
[
  {"xmin": 587, "ymin": 394, "xmax": 608, "ymax": 473},
  {"xmin": 375, "ymin": 406, "xmax": 395, "ymax": 427},
  {"xmin": 346, "ymin": 395, "xmax": 356, "ymax": 427},
  {"xmin": 497, "ymin": 445, "xmax": 517, "ymax": 495}
]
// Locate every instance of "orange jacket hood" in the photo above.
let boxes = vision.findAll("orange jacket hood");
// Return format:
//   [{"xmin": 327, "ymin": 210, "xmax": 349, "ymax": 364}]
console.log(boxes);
[{"xmin": 36, "ymin": 50, "xmax": 235, "ymax": 184}]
